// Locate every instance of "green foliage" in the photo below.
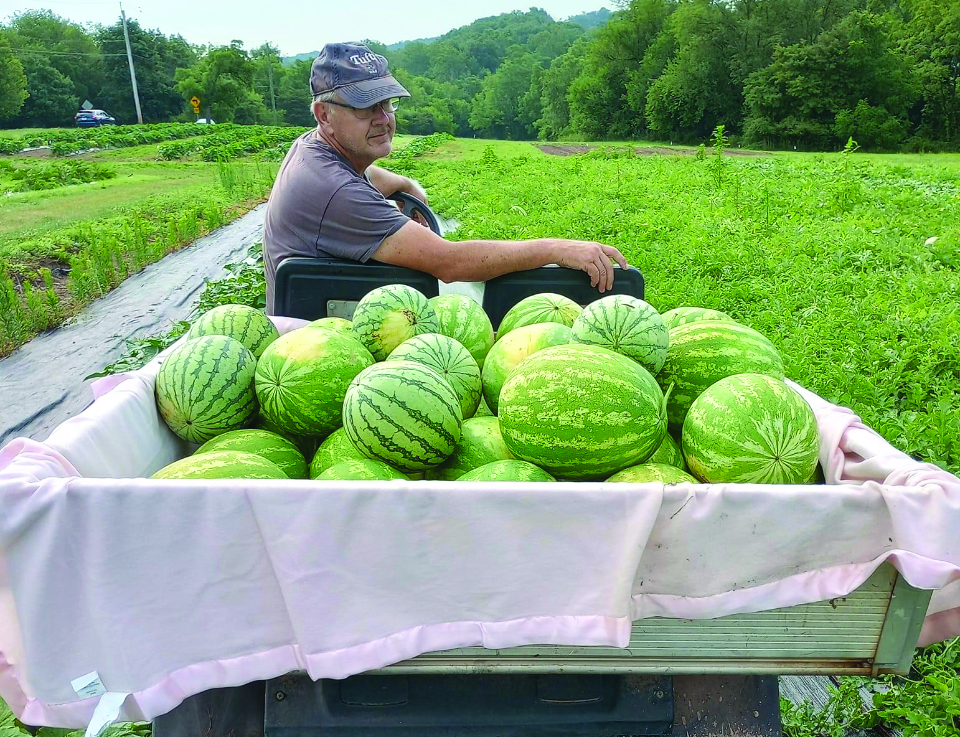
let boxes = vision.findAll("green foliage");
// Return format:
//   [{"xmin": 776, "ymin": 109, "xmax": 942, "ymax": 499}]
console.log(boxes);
[
  {"xmin": 6, "ymin": 160, "xmax": 115, "ymax": 191},
  {"xmin": 175, "ymin": 42, "xmax": 267, "ymax": 123},
  {"xmin": 10, "ymin": 54, "xmax": 77, "ymax": 128},
  {"xmin": 2, "ymin": 697, "xmax": 150, "ymax": 737},
  {"xmin": 0, "ymin": 32, "xmax": 27, "ymax": 121}
]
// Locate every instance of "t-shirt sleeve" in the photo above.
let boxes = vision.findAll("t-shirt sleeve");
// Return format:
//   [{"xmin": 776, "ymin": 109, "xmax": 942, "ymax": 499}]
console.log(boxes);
[{"xmin": 319, "ymin": 180, "xmax": 409, "ymax": 262}]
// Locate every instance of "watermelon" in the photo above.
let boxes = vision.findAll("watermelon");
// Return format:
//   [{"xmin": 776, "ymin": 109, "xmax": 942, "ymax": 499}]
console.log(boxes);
[
  {"xmin": 152, "ymin": 450, "xmax": 286, "ymax": 480},
  {"xmin": 457, "ymin": 460, "xmax": 555, "ymax": 482},
  {"xmin": 254, "ymin": 412, "xmax": 321, "ymax": 460},
  {"xmin": 155, "ymin": 335, "xmax": 258, "ymax": 444},
  {"xmin": 315, "ymin": 459, "xmax": 408, "ymax": 481},
  {"xmin": 388, "ymin": 334, "xmax": 482, "ymax": 419},
  {"xmin": 187, "ymin": 304, "xmax": 279, "ymax": 358},
  {"xmin": 658, "ymin": 321, "xmax": 784, "ymax": 429},
  {"xmin": 498, "ymin": 343, "xmax": 666, "ymax": 480},
  {"xmin": 352, "ymin": 284, "xmax": 438, "ymax": 361},
  {"xmin": 309, "ymin": 427, "xmax": 369, "ymax": 478},
  {"xmin": 308, "ymin": 317, "xmax": 353, "ymax": 334},
  {"xmin": 606, "ymin": 463, "xmax": 697, "ymax": 484},
  {"xmin": 195, "ymin": 429, "xmax": 307, "ymax": 479},
  {"xmin": 429, "ymin": 294, "xmax": 495, "ymax": 368},
  {"xmin": 646, "ymin": 432, "xmax": 686, "ymax": 470},
  {"xmin": 474, "ymin": 398, "xmax": 493, "ymax": 417},
  {"xmin": 571, "ymin": 295, "xmax": 669, "ymax": 375},
  {"xmin": 661, "ymin": 306, "xmax": 736, "ymax": 331},
  {"xmin": 425, "ymin": 416, "xmax": 515, "ymax": 480},
  {"xmin": 496, "ymin": 293, "xmax": 582, "ymax": 339},
  {"xmin": 682, "ymin": 373, "xmax": 819, "ymax": 484},
  {"xmin": 342, "ymin": 361, "xmax": 462, "ymax": 472},
  {"xmin": 481, "ymin": 322, "xmax": 571, "ymax": 414},
  {"xmin": 255, "ymin": 327, "xmax": 375, "ymax": 437}
]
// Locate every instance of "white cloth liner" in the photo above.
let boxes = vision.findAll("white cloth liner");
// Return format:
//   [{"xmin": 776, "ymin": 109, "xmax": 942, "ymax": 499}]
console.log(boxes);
[{"xmin": 0, "ymin": 315, "xmax": 957, "ymax": 728}]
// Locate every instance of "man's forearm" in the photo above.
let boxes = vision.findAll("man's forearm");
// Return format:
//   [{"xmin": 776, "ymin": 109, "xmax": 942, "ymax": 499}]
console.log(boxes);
[{"xmin": 437, "ymin": 239, "xmax": 558, "ymax": 283}]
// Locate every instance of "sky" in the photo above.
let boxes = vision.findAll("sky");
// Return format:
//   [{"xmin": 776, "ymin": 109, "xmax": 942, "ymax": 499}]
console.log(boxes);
[{"xmin": 0, "ymin": 1, "xmax": 613, "ymax": 56}]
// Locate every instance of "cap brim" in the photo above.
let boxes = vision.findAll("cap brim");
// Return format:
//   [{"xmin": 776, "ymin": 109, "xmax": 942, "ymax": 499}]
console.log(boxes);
[{"xmin": 337, "ymin": 75, "xmax": 410, "ymax": 107}]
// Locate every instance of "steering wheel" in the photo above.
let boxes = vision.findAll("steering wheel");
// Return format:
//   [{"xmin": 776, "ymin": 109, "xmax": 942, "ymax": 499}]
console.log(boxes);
[{"xmin": 388, "ymin": 191, "xmax": 442, "ymax": 235}]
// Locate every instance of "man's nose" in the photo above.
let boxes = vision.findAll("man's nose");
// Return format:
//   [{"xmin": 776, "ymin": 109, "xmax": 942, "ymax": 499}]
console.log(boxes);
[{"xmin": 372, "ymin": 103, "xmax": 391, "ymax": 123}]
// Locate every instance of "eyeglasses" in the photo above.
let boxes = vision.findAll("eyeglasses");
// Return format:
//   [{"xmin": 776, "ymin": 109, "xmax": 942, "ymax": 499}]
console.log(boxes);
[{"xmin": 323, "ymin": 98, "xmax": 400, "ymax": 120}]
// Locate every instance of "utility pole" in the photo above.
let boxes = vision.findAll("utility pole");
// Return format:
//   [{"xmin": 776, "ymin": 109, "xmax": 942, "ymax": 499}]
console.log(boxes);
[
  {"xmin": 120, "ymin": 2, "xmax": 143, "ymax": 124},
  {"xmin": 267, "ymin": 55, "xmax": 278, "ymax": 126}
]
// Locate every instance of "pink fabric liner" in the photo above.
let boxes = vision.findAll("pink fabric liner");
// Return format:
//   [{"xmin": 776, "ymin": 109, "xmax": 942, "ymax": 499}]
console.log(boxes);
[{"xmin": 0, "ymin": 315, "xmax": 958, "ymax": 727}]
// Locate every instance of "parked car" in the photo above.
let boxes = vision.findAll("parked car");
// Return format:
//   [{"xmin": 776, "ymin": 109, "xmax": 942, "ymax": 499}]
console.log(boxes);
[
  {"xmin": 74, "ymin": 109, "xmax": 117, "ymax": 128},
  {"xmin": 195, "ymin": 118, "xmax": 216, "ymax": 125}
]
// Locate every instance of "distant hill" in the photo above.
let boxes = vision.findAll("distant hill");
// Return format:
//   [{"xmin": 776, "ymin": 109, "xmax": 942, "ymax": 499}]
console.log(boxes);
[
  {"xmin": 563, "ymin": 8, "xmax": 611, "ymax": 30},
  {"xmin": 387, "ymin": 36, "xmax": 438, "ymax": 51},
  {"xmin": 281, "ymin": 50, "xmax": 318, "ymax": 66}
]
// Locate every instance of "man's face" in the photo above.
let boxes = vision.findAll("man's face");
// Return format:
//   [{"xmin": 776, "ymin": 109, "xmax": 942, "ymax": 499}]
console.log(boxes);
[{"xmin": 318, "ymin": 100, "xmax": 395, "ymax": 172}]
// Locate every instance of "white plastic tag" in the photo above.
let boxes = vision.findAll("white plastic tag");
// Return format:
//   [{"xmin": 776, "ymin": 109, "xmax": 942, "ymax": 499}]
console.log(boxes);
[
  {"xmin": 70, "ymin": 671, "xmax": 106, "ymax": 699},
  {"xmin": 84, "ymin": 692, "xmax": 128, "ymax": 737}
]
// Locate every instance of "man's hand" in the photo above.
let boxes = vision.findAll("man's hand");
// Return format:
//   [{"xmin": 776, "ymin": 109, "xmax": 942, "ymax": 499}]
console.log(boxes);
[{"xmin": 549, "ymin": 240, "xmax": 629, "ymax": 293}]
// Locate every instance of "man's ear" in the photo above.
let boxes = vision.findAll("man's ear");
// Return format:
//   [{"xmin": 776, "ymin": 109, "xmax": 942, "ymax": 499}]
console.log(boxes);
[{"xmin": 313, "ymin": 102, "xmax": 329, "ymax": 128}]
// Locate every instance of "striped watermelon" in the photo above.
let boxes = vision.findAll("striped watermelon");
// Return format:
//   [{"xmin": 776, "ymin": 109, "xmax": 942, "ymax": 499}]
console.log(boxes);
[
  {"xmin": 658, "ymin": 321, "xmax": 784, "ymax": 429},
  {"xmin": 309, "ymin": 427, "xmax": 369, "ymax": 478},
  {"xmin": 571, "ymin": 295, "xmax": 669, "ymax": 375},
  {"xmin": 316, "ymin": 459, "xmax": 408, "ymax": 481},
  {"xmin": 195, "ymin": 429, "xmax": 307, "ymax": 479},
  {"xmin": 255, "ymin": 327, "xmax": 375, "ymax": 437},
  {"xmin": 152, "ymin": 450, "xmax": 287, "ymax": 480},
  {"xmin": 342, "ymin": 361, "xmax": 462, "ymax": 472},
  {"xmin": 682, "ymin": 373, "xmax": 819, "ymax": 484},
  {"xmin": 606, "ymin": 463, "xmax": 697, "ymax": 484},
  {"xmin": 498, "ymin": 343, "xmax": 666, "ymax": 480},
  {"xmin": 496, "ymin": 293, "xmax": 582, "ymax": 339},
  {"xmin": 425, "ymin": 416, "xmax": 515, "ymax": 480},
  {"xmin": 481, "ymin": 322, "xmax": 571, "ymax": 414},
  {"xmin": 646, "ymin": 432, "xmax": 686, "ymax": 470},
  {"xmin": 429, "ymin": 294, "xmax": 495, "ymax": 368},
  {"xmin": 352, "ymin": 284, "xmax": 438, "ymax": 361},
  {"xmin": 388, "ymin": 333, "xmax": 482, "ymax": 419},
  {"xmin": 254, "ymin": 412, "xmax": 321, "ymax": 460},
  {"xmin": 187, "ymin": 304, "xmax": 279, "ymax": 358},
  {"xmin": 155, "ymin": 335, "xmax": 258, "ymax": 444},
  {"xmin": 308, "ymin": 317, "xmax": 353, "ymax": 334},
  {"xmin": 661, "ymin": 306, "xmax": 736, "ymax": 331},
  {"xmin": 457, "ymin": 460, "xmax": 555, "ymax": 482}
]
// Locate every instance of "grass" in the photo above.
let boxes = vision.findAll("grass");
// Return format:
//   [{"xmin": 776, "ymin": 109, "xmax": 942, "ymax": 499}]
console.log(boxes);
[{"xmin": 0, "ymin": 127, "xmax": 64, "ymax": 139}]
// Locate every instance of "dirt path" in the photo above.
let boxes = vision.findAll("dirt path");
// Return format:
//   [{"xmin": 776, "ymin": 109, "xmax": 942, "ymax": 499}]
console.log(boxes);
[
  {"xmin": 0, "ymin": 204, "xmax": 266, "ymax": 446},
  {"xmin": 536, "ymin": 144, "xmax": 769, "ymax": 157}
]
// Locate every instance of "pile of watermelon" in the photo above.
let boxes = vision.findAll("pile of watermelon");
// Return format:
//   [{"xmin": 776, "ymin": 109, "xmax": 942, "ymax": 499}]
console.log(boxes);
[{"xmin": 150, "ymin": 288, "xmax": 821, "ymax": 485}]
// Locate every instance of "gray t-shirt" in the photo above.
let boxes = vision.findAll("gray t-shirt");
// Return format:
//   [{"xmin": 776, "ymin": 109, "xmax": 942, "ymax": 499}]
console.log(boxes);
[{"xmin": 262, "ymin": 130, "xmax": 409, "ymax": 315}]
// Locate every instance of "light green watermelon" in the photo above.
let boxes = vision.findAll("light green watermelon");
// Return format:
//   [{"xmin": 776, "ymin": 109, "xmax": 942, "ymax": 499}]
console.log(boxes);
[
  {"xmin": 658, "ymin": 321, "xmax": 785, "ymax": 429},
  {"xmin": 481, "ymin": 322, "xmax": 572, "ymax": 414},
  {"xmin": 342, "ymin": 361, "xmax": 462, "ymax": 471},
  {"xmin": 187, "ymin": 304, "xmax": 279, "ymax": 358},
  {"xmin": 498, "ymin": 343, "xmax": 666, "ymax": 480},
  {"xmin": 255, "ymin": 327, "xmax": 375, "ymax": 437},
  {"xmin": 646, "ymin": 432, "xmax": 686, "ymax": 470},
  {"xmin": 152, "ymin": 450, "xmax": 287, "ymax": 480},
  {"xmin": 155, "ymin": 335, "xmax": 258, "ymax": 444},
  {"xmin": 661, "ymin": 306, "xmax": 736, "ymax": 331},
  {"xmin": 315, "ymin": 459, "xmax": 408, "ymax": 481},
  {"xmin": 352, "ymin": 284, "xmax": 438, "ymax": 361},
  {"xmin": 429, "ymin": 294, "xmax": 495, "ymax": 368},
  {"xmin": 606, "ymin": 463, "xmax": 697, "ymax": 484},
  {"xmin": 496, "ymin": 293, "xmax": 582, "ymax": 340},
  {"xmin": 571, "ymin": 295, "xmax": 669, "ymax": 375},
  {"xmin": 387, "ymin": 333, "xmax": 482, "ymax": 419},
  {"xmin": 682, "ymin": 373, "xmax": 819, "ymax": 484},
  {"xmin": 308, "ymin": 317, "xmax": 353, "ymax": 334},
  {"xmin": 457, "ymin": 459, "xmax": 555, "ymax": 482},
  {"xmin": 426, "ymin": 416, "xmax": 516, "ymax": 480},
  {"xmin": 254, "ymin": 412, "xmax": 321, "ymax": 460},
  {"xmin": 195, "ymin": 429, "xmax": 307, "ymax": 479},
  {"xmin": 310, "ymin": 427, "xmax": 369, "ymax": 478}
]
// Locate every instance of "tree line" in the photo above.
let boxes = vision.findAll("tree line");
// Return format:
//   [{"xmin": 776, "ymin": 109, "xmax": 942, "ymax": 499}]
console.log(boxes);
[{"xmin": 0, "ymin": 2, "xmax": 957, "ymax": 152}]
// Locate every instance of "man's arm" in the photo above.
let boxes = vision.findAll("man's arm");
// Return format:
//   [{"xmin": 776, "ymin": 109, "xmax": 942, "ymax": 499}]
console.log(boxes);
[
  {"xmin": 373, "ymin": 221, "xmax": 629, "ymax": 293},
  {"xmin": 366, "ymin": 165, "xmax": 428, "ymax": 203}
]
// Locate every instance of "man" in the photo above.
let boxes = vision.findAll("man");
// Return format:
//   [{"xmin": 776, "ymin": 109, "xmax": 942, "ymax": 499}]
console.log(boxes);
[{"xmin": 262, "ymin": 42, "xmax": 628, "ymax": 316}]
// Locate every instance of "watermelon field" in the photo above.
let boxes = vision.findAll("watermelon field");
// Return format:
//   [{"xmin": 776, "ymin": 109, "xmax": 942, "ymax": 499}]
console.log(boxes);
[{"xmin": 1, "ymin": 130, "xmax": 959, "ymax": 736}]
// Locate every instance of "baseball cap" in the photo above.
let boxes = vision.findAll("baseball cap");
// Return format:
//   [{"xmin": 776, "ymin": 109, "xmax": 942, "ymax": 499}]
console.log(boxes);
[{"xmin": 310, "ymin": 42, "xmax": 410, "ymax": 107}]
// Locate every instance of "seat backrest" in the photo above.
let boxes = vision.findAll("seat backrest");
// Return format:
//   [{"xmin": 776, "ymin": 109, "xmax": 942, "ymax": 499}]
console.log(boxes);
[{"xmin": 273, "ymin": 258, "xmax": 645, "ymax": 328}]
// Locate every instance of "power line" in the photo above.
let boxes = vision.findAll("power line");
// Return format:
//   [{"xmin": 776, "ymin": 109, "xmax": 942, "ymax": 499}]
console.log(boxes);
[{"xmin": 11, "ymin": 48, "xmax": 145, "ymax": 58}]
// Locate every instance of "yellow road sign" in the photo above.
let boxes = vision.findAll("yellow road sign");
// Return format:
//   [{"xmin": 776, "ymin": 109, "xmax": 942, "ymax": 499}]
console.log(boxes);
[
  {"xmin": 192, "ymin": 106, "xmax": 200, "ymax": 114},
  {"xmin": 190, "ymin": 96, "xmax": 200, "ymax": 107}
]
